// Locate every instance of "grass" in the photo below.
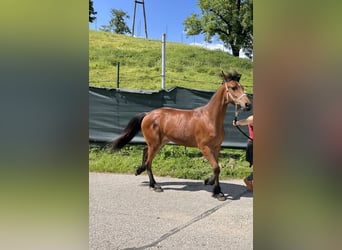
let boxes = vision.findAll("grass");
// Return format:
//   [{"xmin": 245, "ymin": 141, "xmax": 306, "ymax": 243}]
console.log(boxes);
[
  {"xmin": 89, "ymin": 30, "xmax": 253, "ymax": 180},
  {"xmin": 89, "ymin": 145, "xmax": 252, "ymax": 180},
  {"xmin": 89, "ymin": 30, "xmax": 253, "ymax": 93}
]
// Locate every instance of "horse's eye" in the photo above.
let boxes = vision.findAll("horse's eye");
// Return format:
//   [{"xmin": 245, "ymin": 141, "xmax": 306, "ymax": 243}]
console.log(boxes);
[{"xmin": 231, "ymin": 86, "xmax": 238, "ymax": 91}]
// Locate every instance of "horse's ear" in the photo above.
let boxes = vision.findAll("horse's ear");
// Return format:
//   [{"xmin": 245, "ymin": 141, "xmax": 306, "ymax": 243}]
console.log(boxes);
[
  {"xmin": 236, "ymin": 73, "xmax": 242, "ymax": 82},
  {"xmin": 221, "ymin": 71, "xmax": 228, "ymax": 82}
]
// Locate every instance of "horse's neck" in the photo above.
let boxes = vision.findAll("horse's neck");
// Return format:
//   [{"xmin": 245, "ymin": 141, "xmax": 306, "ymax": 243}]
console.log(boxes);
[{"xmin": 204, "ymin": 86, "xmax": 228, "ymax": 125}]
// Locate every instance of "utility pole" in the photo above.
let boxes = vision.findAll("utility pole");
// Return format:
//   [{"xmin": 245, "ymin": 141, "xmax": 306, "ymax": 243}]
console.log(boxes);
[
  {"xmin": 132, "ymin": 0, "xmax": 148, "ymax": 38},
  {"xmin": 161, "ymin": 33, "xmax": 166, "ymax": 89}
]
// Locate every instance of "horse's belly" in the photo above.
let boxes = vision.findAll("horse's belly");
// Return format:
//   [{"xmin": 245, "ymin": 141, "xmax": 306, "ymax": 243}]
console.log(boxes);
[{"xmin": 166, "ymin": 133, "xmax": 197, "ymax": 147}]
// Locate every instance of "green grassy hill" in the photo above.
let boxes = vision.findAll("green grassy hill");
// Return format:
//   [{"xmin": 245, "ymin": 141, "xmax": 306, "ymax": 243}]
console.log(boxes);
[{"xmin": 89, "ymin": 30, "xmax": 253, "ymax": 93}]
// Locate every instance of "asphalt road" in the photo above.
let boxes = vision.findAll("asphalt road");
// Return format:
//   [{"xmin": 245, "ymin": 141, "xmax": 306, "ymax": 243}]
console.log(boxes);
[{"xmin": 89, "ymin": 172, "xmax": 253, "ymax": 250}]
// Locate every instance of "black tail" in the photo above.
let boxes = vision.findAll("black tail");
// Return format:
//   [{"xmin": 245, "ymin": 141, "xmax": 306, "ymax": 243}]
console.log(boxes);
[{"xmin": 108, "ymin": 112, "xmax": 147, "ymax": 151}]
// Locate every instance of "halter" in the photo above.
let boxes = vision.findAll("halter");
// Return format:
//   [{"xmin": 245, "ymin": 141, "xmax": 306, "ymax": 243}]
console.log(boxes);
[{"xmin": 224, "ymin": 81, "xmax": 247, "ymax": 105}]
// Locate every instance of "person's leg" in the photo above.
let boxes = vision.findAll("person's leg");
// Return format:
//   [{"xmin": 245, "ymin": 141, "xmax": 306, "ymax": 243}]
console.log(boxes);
[
  {"xmin": 246, "ymin": 141, "xmax": 253, "ymax": 166},
  {"xmin": 243, "ymin": 141, "xmax": 254, "ymax": 191},
  {"xmin": 246, "ymin": 172, "xmax": 253, "ymax": 181},
  {"xmin": 244, "ymin": 171, "xmax": 253, "ymax": 191}
]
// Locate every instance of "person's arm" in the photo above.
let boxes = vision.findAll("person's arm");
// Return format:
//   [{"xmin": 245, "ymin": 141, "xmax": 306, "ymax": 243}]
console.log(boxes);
[{"xmin": 233, "ymin": 115, "xmax": 253, "ymax": 126}]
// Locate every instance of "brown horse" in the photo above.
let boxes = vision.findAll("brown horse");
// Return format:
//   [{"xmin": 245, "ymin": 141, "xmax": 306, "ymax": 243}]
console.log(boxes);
[{"xmin": 109, "ymin": 71, "xmax": 252, "ymax": 200}]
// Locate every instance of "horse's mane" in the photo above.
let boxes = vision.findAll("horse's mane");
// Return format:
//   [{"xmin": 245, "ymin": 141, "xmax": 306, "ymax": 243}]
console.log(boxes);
[{"xmin": 221, "ymin": 70, "xmax": 242, "ymax": 83}]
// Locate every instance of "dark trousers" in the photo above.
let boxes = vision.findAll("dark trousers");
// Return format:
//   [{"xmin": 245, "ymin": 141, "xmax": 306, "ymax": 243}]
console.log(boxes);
[
  {"xmin": 246, "ymin": 172, "xmax": 253, "ymax": 181},
  {"xmin": 246, "ymin": 140, "xmax": 253, "ymax": 167},
  {"xmin": 246, "ymin": 140, "xmax": 253, "ymax": 181}
]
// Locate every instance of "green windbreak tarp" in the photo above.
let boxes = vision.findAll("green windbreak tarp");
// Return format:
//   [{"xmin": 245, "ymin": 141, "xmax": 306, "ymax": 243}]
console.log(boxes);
[{"xmin": 89, "ymin": 86, "xmax": 253, "ymax": 149}]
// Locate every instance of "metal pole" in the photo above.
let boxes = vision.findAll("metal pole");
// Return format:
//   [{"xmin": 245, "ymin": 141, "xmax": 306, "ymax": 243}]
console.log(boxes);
[
  {"xmin": 132, "ymin": 1, "xmax": 137, "ymax": 37},
  {"xmin": 161, "ymin": 33, "xmax": 166, "ymax": 89},
  {"xmin": 116, "ymin": 62, "xmax": 120, "ymax": 88},
  {"xmin": 132, "ymin": 0, "xmax": 148, "ymax": 38},
  {"xmin": 142, "ymin": 0, "xmax": 148, "ymax": 38}
]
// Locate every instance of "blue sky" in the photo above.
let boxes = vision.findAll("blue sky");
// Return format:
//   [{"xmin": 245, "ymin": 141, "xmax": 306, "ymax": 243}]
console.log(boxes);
[
  {"xmin": 89, "ymin": 0, "xmax": 251, "ymax": 56},
  {"xmin": 90, "ymin": 0, "xmax": 211, "ymax": 44}
]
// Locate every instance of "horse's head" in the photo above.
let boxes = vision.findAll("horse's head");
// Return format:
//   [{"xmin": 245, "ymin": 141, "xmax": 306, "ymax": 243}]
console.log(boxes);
[{"xmin": 221, "ymin": 70, "xmax": 252, "ymax": 111}]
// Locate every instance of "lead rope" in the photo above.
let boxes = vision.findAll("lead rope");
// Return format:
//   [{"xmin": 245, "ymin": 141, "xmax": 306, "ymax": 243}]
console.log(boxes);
[{"xmin": 234, "ymin": 104, "xmax": 253, "ymax": 141}]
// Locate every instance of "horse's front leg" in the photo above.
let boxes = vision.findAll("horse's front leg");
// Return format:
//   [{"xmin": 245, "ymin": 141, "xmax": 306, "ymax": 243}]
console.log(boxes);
[
  {"xmin": 204, "ymin": 165, "xmax": 222, "ymax": 194},
  {"xmin": 200, "ymin": 146, "xmax": 225, "ymax": 200}
]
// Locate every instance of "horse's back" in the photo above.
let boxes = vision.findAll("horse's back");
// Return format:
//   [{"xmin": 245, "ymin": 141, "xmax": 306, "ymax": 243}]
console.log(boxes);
[{"xmin": 141, "ymin": 107, "xmax": 200, "ymax": 147}]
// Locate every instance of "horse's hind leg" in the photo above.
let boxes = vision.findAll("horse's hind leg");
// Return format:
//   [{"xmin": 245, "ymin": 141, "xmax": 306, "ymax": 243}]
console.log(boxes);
[
  {"xmin": 145, "ymin": 144, "xmax": 164, "ymax": 192},
  {"xmin": 135, "ymin": 147, "xmax": 148, "ymax": 176},
  {"xmin": 147, "ymin": 165, "xmax": 162, "ymax": 192},
  {"xmin": 136, "ymin": 145, "xmax": 162, "ymax": 191}
]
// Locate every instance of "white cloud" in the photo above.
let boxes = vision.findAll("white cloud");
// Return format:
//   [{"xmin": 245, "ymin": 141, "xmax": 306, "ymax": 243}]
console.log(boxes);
[
  {"xmin": 190, "ymin": 42, "xmax": 230, "ymax": 52},
  {"xmin": 189, "ymin": 42, "xmax": 251, "ymax": 59}
]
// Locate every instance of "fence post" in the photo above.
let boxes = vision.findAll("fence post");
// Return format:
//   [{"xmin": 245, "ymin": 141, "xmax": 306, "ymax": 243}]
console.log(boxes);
[
  {"xmin": 116, "ymin": 62, "xmax": 120, "ymax": 89},
  {"xmin": 161, "ymin": 33, "xmax": 166, "ymax": 89}
]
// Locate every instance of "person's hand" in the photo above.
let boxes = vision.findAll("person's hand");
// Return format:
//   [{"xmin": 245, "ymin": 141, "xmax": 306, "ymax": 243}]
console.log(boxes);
[{"xmin": 232, "ymin": 120, "xmax": 238, "ymax": 126}]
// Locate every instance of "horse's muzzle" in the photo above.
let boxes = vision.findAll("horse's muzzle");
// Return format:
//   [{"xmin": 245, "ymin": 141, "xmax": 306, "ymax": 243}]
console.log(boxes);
[{"xmin": 243, "ymin": 102, "xmax": 252, "ymax": 111}]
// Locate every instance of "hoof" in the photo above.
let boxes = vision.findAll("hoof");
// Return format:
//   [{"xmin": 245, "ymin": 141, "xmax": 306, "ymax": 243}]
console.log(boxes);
[
  {"xmin": 213, "ymin": 193, "xmax": 226, "ymax": 201},
  {"xmin": 213, "ymin": 185, "xmax": 222, "ymax": 195},
  {"xmin": 204, "ymin": 178, "xmax": 212, "ymax": 185},
  {"xmin": 135, "ymin": 165, "xmax": 146, "ymax": 176},
  {"xmin": 135, "ymin": 169, "xmax": 143, "ymax": 176},
  {"xmin": 154, "ymin": 186, "xmax": 163, "ymax": 192},
  {"xmin": 149, "ymin": 185, "xmax": 163, "ymax": 192}
]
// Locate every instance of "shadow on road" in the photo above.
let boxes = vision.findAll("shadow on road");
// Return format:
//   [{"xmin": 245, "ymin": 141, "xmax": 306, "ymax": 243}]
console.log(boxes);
[{"xmin": 139, "ymin": 180, "xmax": 253, "ymax": 200}]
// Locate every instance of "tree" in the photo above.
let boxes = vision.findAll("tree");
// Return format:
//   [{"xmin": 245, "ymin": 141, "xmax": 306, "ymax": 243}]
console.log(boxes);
[
  {"xmin": 100, "ymin": 9, "xmax": 131, "ymax": 35},
  {"xmin": 89, "ymin": 0, "xmax": 97, "ymax": 23},
  {"xmin": 183, "ymin": 0, "xmax": 253, "ymax": 58}
]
